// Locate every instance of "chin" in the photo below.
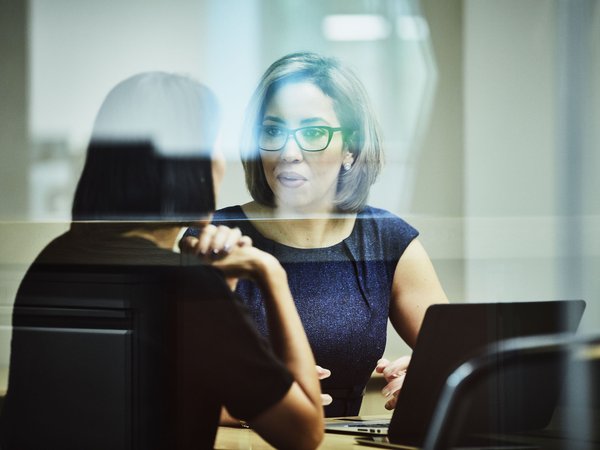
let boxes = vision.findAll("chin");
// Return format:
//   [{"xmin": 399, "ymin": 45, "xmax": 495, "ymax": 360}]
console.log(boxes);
[{"xmin": 273, "ymin": 189, "xmax": 334, "ymax": 214}]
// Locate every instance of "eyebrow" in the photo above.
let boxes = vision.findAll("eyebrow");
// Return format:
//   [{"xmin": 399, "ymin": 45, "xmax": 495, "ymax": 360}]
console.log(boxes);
[
  {"xmin": 262, "ymin": 115, "xmax": 285, "ymax": 124},
  {"xmin": 262, "ymin": 115, "xmax": 333, "ymax": 126}
]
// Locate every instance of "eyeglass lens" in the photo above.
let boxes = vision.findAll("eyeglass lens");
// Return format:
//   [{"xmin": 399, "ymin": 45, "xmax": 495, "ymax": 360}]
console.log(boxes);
[{"xmin": 259, "ymin": 126, "xmax": 332, "ymax": 151}]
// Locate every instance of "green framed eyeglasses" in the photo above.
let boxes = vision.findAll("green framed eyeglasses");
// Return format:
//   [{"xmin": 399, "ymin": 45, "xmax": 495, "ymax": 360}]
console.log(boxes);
[{"xmin": 258, "ymin": 125, "xmax": 346, "ymax": 152}]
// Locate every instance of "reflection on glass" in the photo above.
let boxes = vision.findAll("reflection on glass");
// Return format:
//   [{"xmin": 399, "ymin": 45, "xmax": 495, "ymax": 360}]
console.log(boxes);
[{"xmin": 20, "ymin": 0, "xmax": 436, "ymax": 220}]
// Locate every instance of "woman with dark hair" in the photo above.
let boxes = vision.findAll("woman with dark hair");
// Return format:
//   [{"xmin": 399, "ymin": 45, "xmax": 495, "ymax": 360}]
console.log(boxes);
[
  {"xmin": 185, "ymin": 52, "xmax": 448, "ymax": 417},
  {"xmin": 1, "ymin": 72, "xmax": 323, "ymax": 449}
]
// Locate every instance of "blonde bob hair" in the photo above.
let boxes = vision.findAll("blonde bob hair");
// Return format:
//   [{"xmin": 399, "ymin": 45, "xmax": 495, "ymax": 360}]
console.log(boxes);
[{"xmin": 241, "ymin": 52, "xmax": 383, "ymax": 213}]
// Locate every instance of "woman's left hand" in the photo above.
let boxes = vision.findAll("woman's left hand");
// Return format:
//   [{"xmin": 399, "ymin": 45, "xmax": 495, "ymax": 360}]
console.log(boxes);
[
  {"xmin": 180, "ymin": 225, "xmax": 252, "ymax": 257},
  {"xmin": 375, "ymin": 356, "xmax": 411, "ymax": 410}
]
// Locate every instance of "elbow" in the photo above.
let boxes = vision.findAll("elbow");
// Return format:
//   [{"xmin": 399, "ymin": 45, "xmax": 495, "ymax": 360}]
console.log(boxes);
[
  {"xmin": 292, "ymin": 414, "xmax": 324, "ymax": 450},
  {"xmin": 305, "ymin": 428, "xmax": 325, "ymax": 450},
  {"xmin": 283, "ymin": 430, "xmax": 323, "ymax": 450},
  {"xmin": 303, "ymin": 426, "xmax": 324, "ymax": 450},
  {"xmin": 264, "ymin": 428, "xmax": 323, "ymax": 450},
  {"xmin": 272, "ymin": 413, "xmax": 324, "ymax": 450},
  {"xmin": 250, "ymin": 385, "xmax": 325, "ymax": 449}
]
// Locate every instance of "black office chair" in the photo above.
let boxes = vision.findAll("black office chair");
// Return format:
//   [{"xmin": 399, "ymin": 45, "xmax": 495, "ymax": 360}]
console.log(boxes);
[
  {"xmin": 0, "ymin": 264, "xmax": 182, "ymax": 450},
  {"xmin": 423, "ymin": 333, "xmax": 600, "ymax": 450}
]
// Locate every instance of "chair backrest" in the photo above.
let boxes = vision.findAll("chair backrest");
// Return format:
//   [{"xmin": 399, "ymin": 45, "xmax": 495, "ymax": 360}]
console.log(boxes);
[
  {"xmin": 0, "ymin": 264, "xmax": 175, "ymax": 450},
  {"xmin": 422, "ymin": 333, "xmax": 600, "ymax": 450}
]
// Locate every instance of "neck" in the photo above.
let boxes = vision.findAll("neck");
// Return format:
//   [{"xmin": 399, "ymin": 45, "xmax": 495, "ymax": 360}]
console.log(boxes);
[{"xmin": 243, "ymin": 202, "xmax": 356, "ymax": 248}]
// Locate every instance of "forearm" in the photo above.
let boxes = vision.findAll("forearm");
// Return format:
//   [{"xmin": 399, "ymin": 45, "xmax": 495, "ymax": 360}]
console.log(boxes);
[
  {"xmin": 219, "ymin": 407, "xmax": 239, "ymax": 426},
  {"xmin": 207, "ymin": 245, "xmax": 322, "ymax": 412}
]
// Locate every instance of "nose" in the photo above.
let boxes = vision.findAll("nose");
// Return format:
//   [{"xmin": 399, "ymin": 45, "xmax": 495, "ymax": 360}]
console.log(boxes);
[{"xmin": 279, "ymin": 134, "xmax": 303, "ymax": 163}]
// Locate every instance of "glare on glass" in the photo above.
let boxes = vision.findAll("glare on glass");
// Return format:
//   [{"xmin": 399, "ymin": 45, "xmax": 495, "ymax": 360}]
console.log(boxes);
[{"xmin": 259, "ymin": 125, "xmax": 345, "ymax": 152}]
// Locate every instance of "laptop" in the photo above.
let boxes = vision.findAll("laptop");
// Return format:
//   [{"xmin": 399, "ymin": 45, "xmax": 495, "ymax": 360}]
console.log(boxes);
[{"xmin": 325, "ymin": 300, "xmax": 586, "ymax": 447}]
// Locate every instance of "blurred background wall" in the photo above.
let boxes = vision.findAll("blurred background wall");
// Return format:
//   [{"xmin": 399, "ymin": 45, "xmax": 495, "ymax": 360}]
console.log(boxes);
[{"xmin": 1, "ymin": 0, "xmax": 598, "ymax": 399}]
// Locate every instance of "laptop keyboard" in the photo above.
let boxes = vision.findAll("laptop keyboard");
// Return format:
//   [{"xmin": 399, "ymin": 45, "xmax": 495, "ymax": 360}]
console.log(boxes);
[{"xmin": 346, "ymin": 422, "xmax": 389, "ymax": 428}]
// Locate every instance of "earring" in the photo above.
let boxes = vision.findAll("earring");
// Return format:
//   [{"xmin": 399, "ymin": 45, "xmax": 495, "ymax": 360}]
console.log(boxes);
[{"xmin": 343, "ymin": 161, "xmax": 352, "ymax": 171}]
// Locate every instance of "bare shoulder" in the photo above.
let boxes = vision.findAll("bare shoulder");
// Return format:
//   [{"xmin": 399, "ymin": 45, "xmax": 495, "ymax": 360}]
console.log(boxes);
[
  {"xmin": 395, "ymin": 239, "xmax": 444, "ymax": 282},
  {"xmin": 399, "ymin": 238, "xmax": 429, "ymax": 261}
]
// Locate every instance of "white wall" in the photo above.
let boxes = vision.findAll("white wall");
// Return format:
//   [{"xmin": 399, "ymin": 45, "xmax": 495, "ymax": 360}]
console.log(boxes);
[{"xmin": 463, "ymin": 0, "xmax": 599, "ymax": 332}]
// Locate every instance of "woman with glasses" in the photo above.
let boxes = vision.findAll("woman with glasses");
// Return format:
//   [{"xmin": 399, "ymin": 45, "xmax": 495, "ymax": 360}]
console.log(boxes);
[{"xmin": 184, "ymin": 52, "xmax": 448, "ymax": 417}]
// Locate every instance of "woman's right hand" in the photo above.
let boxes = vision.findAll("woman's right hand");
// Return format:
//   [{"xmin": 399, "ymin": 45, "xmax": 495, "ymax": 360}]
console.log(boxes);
[
  {"xmin": 375, "ymin": 356, "xmax": 411, "ymax": 410},
  {"xmin": 209, "ymin": 244, "xmax": 281, "ymax": 284}
]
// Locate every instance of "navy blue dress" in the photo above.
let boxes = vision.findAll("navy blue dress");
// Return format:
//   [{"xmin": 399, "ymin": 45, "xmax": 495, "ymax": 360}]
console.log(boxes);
[{"xmin": 189, "ymin": 205, "xmax": 418, "ymax": 417}]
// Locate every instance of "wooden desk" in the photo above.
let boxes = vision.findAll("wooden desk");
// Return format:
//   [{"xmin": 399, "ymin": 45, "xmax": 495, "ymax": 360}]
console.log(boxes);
[
  {"xmin": 215, "ymin": 416, "xmax": 393, "ymax": 449},
  {"xmin": 215, "ymin": 426, "xmax": 360, "ymax": 449}
]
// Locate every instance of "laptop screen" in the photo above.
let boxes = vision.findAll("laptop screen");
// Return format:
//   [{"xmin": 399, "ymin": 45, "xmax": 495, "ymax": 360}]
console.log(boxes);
[{"xmin": 389, "ymin": 300, "xmax": 586, "ymax": 445}]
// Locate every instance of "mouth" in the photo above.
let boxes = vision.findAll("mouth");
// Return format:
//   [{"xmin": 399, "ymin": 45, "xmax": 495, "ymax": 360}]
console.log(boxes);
[{"xmin": 276, "ymin": 171, "xmax": 307, "ymax": 188}]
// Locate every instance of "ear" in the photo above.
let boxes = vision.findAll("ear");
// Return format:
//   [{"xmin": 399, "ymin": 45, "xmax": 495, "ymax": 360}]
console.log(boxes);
[
  {"xmin": 343, "ymin": 130, "xmax": 358, "ymax": 151},
  {"xmin": 342, "ymin": 152, "xmax": 354, "ymax": 171}
]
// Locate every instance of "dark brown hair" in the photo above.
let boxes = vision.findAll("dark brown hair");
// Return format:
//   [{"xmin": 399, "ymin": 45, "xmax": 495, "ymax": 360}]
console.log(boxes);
[{"xmin": 72, "ymin": 72, "xmax": 218, "ymax": 227}]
